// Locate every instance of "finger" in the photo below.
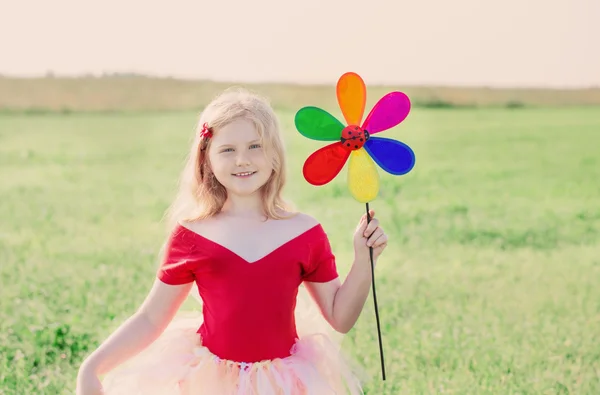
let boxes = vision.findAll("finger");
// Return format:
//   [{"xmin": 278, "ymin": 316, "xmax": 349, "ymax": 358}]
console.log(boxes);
[
  {"xmin": 364, "ymin": 219, "xmax": 380, "ymax": 238},
  {"xmin": 372, "ymin": 240, "xmax": 388, "ymax": 256},
  {"xmin": 366, "ymin": 209, "xmax": 376, "ymax": 220},
  {"xmin": 372, "ymin": 234, "xmax": 388, "ymax": 248},
  {"xmin": 373, "ymin": 244, "xmax": 387, "ymax": 259},
  {"xmin": 356, "ymin": 215, "xmax": 368, "ymax": 233},
  {"xmin": 359, "ymin": 210, "xmax": 377, "ymax": 233},
  {"xmin": 366, "ymin": 228, "xmax": 384, "ymax": 246}
]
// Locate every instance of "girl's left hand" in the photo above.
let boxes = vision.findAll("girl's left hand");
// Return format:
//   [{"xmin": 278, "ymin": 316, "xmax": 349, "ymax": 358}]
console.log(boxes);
[{"xmin": 353, "ymin": 209, "xmax": 388, "ymax": 265}]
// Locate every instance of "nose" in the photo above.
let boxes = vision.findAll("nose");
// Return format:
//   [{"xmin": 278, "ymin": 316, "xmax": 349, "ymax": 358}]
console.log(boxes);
[{"xmin": 235, "ymin": 150, "xmax": 251, "ymax": 167}]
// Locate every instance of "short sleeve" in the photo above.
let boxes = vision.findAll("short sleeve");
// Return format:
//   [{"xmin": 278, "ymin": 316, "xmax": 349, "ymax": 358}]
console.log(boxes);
[
  {"xmin": 302, "ymin": 226, "xmax": 339, "ymax": 283},
  {"xmin": 156, "ymin": 225, "xmax": 197, "ymax": 285}
]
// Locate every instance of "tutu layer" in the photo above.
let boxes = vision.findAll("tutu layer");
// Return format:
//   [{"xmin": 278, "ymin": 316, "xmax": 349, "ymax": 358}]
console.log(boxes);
[{"xmin": 101, "ymin": 287, "xmax": 366, "ymax": 394}]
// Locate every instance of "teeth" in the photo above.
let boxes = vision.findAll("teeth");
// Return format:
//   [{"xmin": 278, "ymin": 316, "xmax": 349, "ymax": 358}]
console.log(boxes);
[{"xmin": 234, "ymin": 172, "xmax": 254, "ymax": 176}]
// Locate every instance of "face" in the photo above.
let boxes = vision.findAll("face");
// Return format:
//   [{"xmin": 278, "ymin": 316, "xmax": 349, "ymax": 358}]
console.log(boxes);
[{"xmin": 207, "ymin": 118, "xmax": 273, "ymax": 197}]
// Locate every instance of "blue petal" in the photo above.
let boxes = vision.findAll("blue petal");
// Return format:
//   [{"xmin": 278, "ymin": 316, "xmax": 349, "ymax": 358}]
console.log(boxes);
[{"xmin": 364, "ymin": 136, "xmax": 415, "ymax": 175}]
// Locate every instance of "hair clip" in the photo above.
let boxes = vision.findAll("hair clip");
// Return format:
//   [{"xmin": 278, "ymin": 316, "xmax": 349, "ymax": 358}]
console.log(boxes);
[{"xmin": 199, "ymin": 122, "xmax": 213, "ymax": 139}]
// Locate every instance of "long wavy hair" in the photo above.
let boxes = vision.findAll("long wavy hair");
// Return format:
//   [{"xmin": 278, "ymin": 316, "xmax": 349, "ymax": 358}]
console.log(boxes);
[{"xmin": 163, "ymin": 87, "xmax": 295, "ymax": 232}]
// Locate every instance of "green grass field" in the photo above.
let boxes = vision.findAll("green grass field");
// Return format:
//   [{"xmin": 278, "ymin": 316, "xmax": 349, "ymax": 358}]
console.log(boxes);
[{"xmin": 1, "ymin": 106, "xmax": 599, "ymax": 394}]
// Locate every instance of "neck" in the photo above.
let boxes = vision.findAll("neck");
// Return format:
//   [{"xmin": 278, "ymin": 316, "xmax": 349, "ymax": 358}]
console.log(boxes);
[{"xmin": 220, "ymin": 193, "xmax": 266, "ymax": 220}]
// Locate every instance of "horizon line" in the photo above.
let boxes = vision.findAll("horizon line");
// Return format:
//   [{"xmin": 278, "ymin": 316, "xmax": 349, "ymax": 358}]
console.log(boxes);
[{"xmin": 1, "ymin": 71, "xmax": 599, "ymax": 92}]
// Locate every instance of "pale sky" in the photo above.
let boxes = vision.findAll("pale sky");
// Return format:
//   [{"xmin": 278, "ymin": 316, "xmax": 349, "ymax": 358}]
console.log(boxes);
[{"xmin": 1, "ymin": 0, "xmax": 598, "ymax": 88}]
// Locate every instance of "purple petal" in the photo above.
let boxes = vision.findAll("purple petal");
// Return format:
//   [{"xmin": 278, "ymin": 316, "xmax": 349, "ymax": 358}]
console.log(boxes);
[{"xmin": 362, "ymin": 92, "xmax": 411, "ymax": 134}]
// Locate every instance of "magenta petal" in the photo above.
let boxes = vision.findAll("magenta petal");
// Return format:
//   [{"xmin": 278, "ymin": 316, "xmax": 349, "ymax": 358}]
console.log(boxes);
[{"xmin": 361, "ymin": 92, "xmax": 411, "ymax": 134}]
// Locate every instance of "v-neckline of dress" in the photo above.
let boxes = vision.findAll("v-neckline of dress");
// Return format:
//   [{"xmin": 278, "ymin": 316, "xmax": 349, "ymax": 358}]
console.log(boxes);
[{"xmin": 177, "ymin": 223, "xmax": 321, "ymax": 264}]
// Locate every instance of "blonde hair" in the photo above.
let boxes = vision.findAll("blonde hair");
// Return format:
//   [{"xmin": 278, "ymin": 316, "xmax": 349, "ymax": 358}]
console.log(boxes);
[{"xmin": 164, "ymin": 88, "xmax": 295, "ymax": 231}]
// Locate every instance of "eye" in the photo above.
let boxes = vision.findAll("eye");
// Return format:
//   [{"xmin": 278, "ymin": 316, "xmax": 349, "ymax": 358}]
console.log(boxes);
[
  {"xmin": 220, "ymin": 148, "xmax": 234, "ymax": 153},
  {"xmin": 250, "ymin": 144, "xmax": 262, "ymax": 149}
]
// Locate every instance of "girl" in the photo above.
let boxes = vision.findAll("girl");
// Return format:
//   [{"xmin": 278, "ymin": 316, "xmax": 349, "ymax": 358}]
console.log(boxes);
[{"xmin": 76, "ymin": 88, "xmax": 389, "ymax": 395}]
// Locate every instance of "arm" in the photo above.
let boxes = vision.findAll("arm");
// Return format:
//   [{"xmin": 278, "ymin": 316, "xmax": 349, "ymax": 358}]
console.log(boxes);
[
  {"xmin": 78, "ymin": 279, "xmax": 193, "ymax": 376},
  {"xmin": 305, "ymin": 261, "xmax": 371, "ymax": 334},
  {"xmin": 305, "ymin": 210, "xmax": 387, "ymax": 334}
]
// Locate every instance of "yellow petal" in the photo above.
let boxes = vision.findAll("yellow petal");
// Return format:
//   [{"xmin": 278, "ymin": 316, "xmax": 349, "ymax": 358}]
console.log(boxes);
[{"xmin": 347, "ymin": 148, "xmax": 379, "ymax": 203}]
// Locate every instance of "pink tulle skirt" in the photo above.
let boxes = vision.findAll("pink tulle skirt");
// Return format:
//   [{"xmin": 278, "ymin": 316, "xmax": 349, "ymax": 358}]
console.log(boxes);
[{"xmin": 101, "ymin": 287, "xmax": 366, "ymax": 394}]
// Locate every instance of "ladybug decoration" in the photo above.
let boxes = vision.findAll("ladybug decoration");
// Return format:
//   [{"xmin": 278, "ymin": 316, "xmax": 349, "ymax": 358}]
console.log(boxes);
[
  {"xmin": 341, "ymin": 125, "xmax": 369, "ymax": 150},
  {"xmin": 295, "ymin": 72, "xmax": 417, "ymax": 380}
]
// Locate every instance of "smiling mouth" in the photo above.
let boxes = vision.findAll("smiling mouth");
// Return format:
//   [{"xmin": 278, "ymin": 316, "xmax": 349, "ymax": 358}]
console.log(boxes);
[{"xmin": 232, "ymin": 171, "xmax": 257, "ymax": 177}]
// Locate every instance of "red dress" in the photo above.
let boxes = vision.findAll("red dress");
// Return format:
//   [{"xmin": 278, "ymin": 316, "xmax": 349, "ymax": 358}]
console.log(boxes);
[
  {"xmin": 101, "ymin": 223, "xmax": 364, "ymax": 394},
  {"xmin": 157, "ymin": 223, "xmax": 339, "ymax": 363}
]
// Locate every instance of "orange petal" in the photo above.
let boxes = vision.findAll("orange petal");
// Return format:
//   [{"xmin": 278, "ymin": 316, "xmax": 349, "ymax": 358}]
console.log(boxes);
[{"xmin": 336, "ymin": 72, "xmax": 366, "ymax": 126}]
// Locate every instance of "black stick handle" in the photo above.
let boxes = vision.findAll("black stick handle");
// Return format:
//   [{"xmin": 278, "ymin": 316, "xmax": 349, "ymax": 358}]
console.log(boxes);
[{"xmin": 366, "ymin": 202, "xmax": 386, "ymax": 380}]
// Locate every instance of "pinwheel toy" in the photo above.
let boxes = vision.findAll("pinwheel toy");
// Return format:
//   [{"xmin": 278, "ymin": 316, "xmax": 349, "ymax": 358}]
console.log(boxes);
[{"xmin": 295, "ymin": 72, "xmax": 416, "ymax": 380}]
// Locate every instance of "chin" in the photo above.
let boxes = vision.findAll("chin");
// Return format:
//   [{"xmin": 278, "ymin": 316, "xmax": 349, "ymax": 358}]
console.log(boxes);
[{"xmin": 225, "ymin": 183, "xmax": 263, "ymax": 197}]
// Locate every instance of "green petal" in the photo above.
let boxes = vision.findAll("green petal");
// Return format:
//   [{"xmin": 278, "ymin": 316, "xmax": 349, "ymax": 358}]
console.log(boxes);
[{"xmin": 294, "ymin": 107, "xmax": 344, "ymax": 141}]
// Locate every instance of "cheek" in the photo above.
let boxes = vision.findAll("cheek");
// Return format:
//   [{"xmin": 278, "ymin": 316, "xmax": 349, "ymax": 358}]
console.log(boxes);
[
  {"xmin": 205, "ymin": 155, "xmax": 226, "ymax": 179},
  {"xmin": 251, "ymin": 151, "xmax": 273, "ymax": 168},
  {"xmin": 207, "ymin": 151, "xmax": 227, "ymax": 167}
]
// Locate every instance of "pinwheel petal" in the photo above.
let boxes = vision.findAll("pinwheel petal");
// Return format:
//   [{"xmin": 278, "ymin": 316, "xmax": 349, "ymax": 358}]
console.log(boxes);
[
  {"xmin": 303, "ymin": 142, "xmax": 350, "ymax": 186},
  {"xmin": 295, "ymin": 107, "xmax": 345, "ymax": 141},
  {"xmin": 347, "ymin": 148, "xmax": 380, "ymax": 203},
  {"xmin": 337, "ymin": 72, "xmax": 367, "ymax": 126},
  {"xmin": 362, "ymin": 92, "xmax": 411, "ymax": 134},
  {"xmin": 364, "ymin": 137, "xmax": 416, "ymax": 175}
]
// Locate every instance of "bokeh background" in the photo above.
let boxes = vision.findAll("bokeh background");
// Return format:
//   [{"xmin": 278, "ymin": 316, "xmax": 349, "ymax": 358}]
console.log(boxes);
[{"xmin": 1, "ymin": 0, "xmax": 599, "ymax": 394}]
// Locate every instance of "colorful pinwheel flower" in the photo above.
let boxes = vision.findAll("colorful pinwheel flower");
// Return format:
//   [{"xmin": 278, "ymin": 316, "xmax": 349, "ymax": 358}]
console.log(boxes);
[{"xmin": 294, "ymin": 72, "xmax": 416, "ymax": 203}]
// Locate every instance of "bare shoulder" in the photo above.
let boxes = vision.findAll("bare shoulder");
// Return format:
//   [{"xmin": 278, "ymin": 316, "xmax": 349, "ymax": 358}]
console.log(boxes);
[
  {"xmin": 177, "ymin": 217, "xmax": 215, "ymax": 234},
  {"xmin": 281, "ymin": 211, "xmax": 321, "ymax": 232}
]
